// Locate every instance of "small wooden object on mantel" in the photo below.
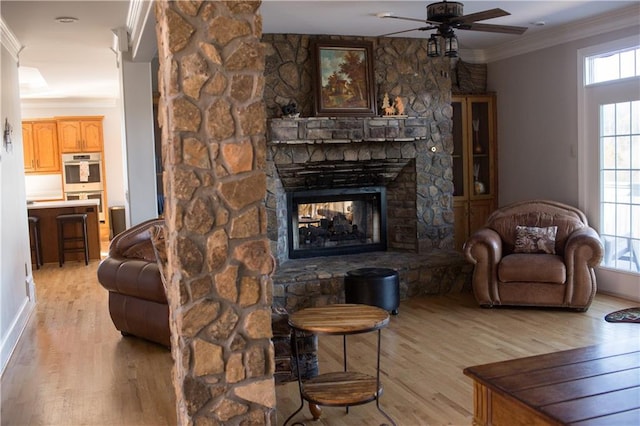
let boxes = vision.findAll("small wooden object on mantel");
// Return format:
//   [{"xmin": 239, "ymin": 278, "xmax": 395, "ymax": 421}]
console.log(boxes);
[{"xmin": 381, "ymin": 93, "xmax": 407, "ymax": 117}]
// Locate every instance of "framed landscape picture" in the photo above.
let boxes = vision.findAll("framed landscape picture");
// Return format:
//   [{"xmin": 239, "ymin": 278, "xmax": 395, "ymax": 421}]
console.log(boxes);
[{"xmin": 312, "ymin": 40, "xmax": 377, "ymax": 117}]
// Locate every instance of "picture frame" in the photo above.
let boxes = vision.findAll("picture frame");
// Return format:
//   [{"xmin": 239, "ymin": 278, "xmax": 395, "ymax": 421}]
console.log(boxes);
[{"xmin": 312, "ymin": 40, "xmax": 377, "ymax": 117}]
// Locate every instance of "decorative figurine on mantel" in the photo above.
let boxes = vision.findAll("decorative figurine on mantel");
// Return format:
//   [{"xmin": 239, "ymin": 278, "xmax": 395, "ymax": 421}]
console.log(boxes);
[
  {"xmin": 281, "ymin": 102, "xmax": 300, "ymax": 118},
  {"xmin": 381, "ymin": 93, "xmax": 407, "ymax": 117},
  {"xmin": 381, "ymin": 93, "xmax": 394, "ymax": 115},
  {"xmin": 395, "ymin": 96, "xmax": 405, "ymax": 115}
]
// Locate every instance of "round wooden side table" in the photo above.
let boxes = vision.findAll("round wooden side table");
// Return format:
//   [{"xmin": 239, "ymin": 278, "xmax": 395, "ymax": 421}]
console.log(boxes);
[{"xmin": 283, "ymin": 304, "xmax": 396, "ymax": 426}]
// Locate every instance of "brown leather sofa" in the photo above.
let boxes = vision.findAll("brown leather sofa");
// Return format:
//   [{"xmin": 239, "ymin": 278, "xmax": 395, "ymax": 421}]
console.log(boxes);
[
  {"xmin": 97, "ymin": 218, "xmax": 170, "ymax": 347},
  {"xmin": 464, "ymin": 200, "xmax": 604, "ymax": 311}
]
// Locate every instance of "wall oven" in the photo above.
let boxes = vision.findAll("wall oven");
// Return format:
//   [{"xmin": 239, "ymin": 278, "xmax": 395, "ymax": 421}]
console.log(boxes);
[
  {"xmin": 62, "ymin": 152, "xmax": 103, "ymax": 192},
  {"xmin": 62, "ymin": 152, "xmax": 105, "ymax": 222}
]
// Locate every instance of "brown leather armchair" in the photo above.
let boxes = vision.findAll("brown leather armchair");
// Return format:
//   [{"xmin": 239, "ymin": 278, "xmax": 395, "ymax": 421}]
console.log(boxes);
[
  {"xmin": 463, "ymin": 200, "xmax": 604, "ymax": 311},
  {"xmin": 97, "ymin": 218, "xmax": 169, "ymax": 347}
]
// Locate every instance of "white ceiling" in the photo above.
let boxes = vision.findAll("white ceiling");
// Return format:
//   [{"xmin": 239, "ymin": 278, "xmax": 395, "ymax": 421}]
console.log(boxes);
[
  {"xmin": 1, "ymin": 1, "xmax": 638, "ymax": 100},
  {"xmin": 1, "ymin": 0, "xmax": 130, "ymax": 100}
]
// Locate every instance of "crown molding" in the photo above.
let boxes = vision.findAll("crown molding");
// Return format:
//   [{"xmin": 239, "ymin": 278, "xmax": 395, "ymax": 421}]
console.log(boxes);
[
  {"xmin": 127, "ymin": 0, "xmax": 156, "ymax": 61},
  {"xmin": 127, "ymin": 0, "xmax": 146, "ymax": 42},
  {"xmin": 0, "ymin": 18, "xmax": 23, "ymax": 61},
  {"xmin": 482, "ymin": 3, "xmax": 640, "ymax": 63}
]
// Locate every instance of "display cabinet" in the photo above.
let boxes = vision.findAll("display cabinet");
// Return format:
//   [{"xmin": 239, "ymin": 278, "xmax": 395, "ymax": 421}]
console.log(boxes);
[{"xmin": 452, "ymin": 94, "xmax": 497, "ymax": 251}]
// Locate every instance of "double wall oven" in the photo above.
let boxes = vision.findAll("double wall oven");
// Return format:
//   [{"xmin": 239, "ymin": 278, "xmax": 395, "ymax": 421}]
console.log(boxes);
[{"xmin": 62, "ymin": 153, "xmax": 105, "ymax": 221}]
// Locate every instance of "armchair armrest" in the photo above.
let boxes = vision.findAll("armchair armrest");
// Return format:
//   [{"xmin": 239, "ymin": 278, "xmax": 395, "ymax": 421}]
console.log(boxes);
[
  {"xmin": 564, "ymin": 226, "xmax": 604, "ymax": 268},
  {"xmin": 464, "ymin": 228, "xmax": 503, "ymax": 306},
  {"xmin": 108, "ymin": 218, "xmax": 164, "ymax": 258},
  {"xmin": 562, "ymin": 226, "xmax": 603, "ymax": 309},
  {"xmin": 464, "ymin": 227, "xmax": 503, "ymax": 265}
]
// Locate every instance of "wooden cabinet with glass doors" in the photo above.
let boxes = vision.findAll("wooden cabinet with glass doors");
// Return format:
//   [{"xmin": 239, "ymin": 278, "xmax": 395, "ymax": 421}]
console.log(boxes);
[{"xmin": 452, "ymin": 95, "xmax": 497, "ymax": 251}]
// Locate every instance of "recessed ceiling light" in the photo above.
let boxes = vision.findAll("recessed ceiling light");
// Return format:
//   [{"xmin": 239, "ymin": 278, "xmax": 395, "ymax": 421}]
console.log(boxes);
[
  {"xmin": 531, "ymin": 21, "xmax": 546, "ymax": 27},
  {"xmin": 55, "ymin": 16, "xmax": 78, "ymax": 24}
]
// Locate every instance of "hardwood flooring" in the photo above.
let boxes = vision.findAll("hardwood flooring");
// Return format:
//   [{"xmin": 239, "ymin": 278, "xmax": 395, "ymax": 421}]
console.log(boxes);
[
  {"xmin": 1, "ymin": 256, "xmax": 638, "ymax": 425},
  {"xmin": 1, "ymin": 260, "xmax": 175, "ymax": 426}
]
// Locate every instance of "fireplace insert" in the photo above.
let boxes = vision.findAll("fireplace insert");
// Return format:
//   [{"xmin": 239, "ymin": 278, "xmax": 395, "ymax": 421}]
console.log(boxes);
[{"xmin": 287, "ymin": 187, "xmax": 387, "ymax": 259}]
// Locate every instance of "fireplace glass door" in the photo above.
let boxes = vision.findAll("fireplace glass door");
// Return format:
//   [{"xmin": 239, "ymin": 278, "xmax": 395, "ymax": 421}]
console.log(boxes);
[{"xmin": 287, "ymin": 187, "xmax": 387, "ymax": 258}]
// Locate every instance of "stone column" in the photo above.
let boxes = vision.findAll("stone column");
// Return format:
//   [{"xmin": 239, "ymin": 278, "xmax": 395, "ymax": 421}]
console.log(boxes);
[{"xmin": 154, "ymin": 1, "xmax": 275, "ymax": 424}]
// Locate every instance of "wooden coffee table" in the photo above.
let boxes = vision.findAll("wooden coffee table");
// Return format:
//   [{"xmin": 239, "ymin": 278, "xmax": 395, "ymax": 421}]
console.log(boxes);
[{"xmin": 463, "ymin": 338, "xmax": 640, "ymax": 425}]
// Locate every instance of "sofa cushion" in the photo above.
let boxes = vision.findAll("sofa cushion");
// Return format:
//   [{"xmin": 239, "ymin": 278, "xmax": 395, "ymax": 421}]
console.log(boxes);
[
  {"xmin": 499, "ymin": 253, "xmax": 566, "ymax": 284},
  {"xmin": 514, "ymin": 225, "xmax": 557, "ymax": 254}
]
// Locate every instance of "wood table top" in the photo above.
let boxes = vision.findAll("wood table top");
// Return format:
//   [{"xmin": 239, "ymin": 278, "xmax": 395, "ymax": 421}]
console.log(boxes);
[
  {"xmin": 288, "ymin": 304, "xmax": 390, "ymax": 335},
  {"xmin": 302, "ymin": 372, "xmax": 381, "ymax": 406},
  {"xmin": 463, "ymin": 338, "xmax": 640, "ymax": 425}
]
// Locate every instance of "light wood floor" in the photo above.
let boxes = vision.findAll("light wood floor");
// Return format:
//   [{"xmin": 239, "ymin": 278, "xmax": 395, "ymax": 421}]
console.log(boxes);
[{"xmin": 2, "ymin": 258, "xmax": 638, "ymax": 426}]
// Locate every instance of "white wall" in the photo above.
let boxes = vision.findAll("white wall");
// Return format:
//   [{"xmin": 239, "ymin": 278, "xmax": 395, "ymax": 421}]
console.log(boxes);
[
  {"xmin": 21, "ymin": 100, "xmax": 126, "ymax": 209},
  {"xmin": 1, "ymin": 24, "xmax": 35, "ymax": 374},
  {"xmin": 488, "ymin": 26, "xmax": 640, "ymax": 209}
]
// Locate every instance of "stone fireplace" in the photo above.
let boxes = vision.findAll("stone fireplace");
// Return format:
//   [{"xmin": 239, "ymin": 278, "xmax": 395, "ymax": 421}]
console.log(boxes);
[
  {"xmin": 262, "ymin": 34, "xmax": 457, "ymax": 266},
  {"xmin": 261, "ymin": 34, "xmax": 471, "ymax": 313},
  {"xmin": 266, "ymin": 115, "xmax": 454, "ymax": 264}
]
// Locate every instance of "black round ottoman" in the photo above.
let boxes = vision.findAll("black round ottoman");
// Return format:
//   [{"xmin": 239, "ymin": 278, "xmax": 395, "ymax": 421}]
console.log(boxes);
[{"xmin": 344, "ymin": 267, "xmax": 399, "ymax": 315}]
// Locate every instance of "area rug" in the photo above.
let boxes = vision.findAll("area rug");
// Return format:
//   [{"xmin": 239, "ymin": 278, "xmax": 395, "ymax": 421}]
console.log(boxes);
[{"xmin": 604, "ymin": 307, "xmax": 640, "ymax": 323}]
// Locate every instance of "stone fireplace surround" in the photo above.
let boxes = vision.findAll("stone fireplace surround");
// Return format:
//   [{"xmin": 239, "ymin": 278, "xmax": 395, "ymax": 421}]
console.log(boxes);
[
  {"xmin": 268, "ymin": 116, "xmax": 426, "ymax": 257},
  {"xmin": 266, "ymin": 116, "xmax": 471, "ymax": 312},
  {"xmin": 262, "ymin": 34, "xmax": 471, "ymax": 314}
]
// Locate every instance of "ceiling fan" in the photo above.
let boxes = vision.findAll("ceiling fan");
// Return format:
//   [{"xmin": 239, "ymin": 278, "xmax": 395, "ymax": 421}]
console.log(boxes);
[{"xmin": 379, "ymin": 1, "xmax": 528, "ymax": 57}]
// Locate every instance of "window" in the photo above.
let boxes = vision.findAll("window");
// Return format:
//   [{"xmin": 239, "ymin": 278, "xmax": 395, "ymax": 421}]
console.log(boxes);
[
  {"xmin": 599, "ymin": 101, "xmax": 640, "ymax": 272},
  {"xmin": 585, "ymin": 46, "xmax": 640, "ymax": 85},
  {"xmin": 579, "ymin": 36, "xmax": 640, "ymax": 299}
]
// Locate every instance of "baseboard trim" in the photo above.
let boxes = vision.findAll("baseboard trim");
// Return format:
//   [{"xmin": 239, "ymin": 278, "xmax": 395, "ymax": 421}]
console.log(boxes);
[{"xmin": 0, "ymin": 293, "xmax": 36, "ymax": 376}]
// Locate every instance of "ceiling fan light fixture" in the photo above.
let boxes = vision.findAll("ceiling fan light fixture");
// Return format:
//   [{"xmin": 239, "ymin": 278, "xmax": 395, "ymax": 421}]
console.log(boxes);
[
  {"xmin": 444, "ymin": 32, "xmax": 459, "ymax": 58},
  {"xmin": 427, "ymin": 34, "xmax": 441, "ymax": 57}
]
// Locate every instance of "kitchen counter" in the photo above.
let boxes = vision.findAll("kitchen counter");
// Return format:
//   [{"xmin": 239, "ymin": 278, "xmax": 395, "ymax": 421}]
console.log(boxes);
[
  {"xmin": 28, "ymin": 200, "xmax": 101, "ymax": 264},
  {"xmin": 27, "ymin": 199, "xmax": 100, "ymax": 209}
]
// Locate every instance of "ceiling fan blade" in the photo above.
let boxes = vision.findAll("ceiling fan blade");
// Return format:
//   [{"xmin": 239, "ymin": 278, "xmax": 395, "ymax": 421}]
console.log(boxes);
[
  {"xmin": 454, "ymin": 8, "xmax": 510, "ymax": 24},
  {"xmin": 379, "ymin": 26, "xmax": 436, "ymax": 37},
  {"xmin": 459, "ymin": 22, "xmax": 527, "ymax": 35},
  {"xmin": 380, "ymin": 15, "xmax": 428, "ymax": 24}
]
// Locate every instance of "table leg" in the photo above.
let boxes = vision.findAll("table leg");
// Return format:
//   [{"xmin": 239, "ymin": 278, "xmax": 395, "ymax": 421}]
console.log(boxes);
[
  {"xmin": 343, "ymin": 335, "xmax": 349, "ymax": 414},
  {"xmin": 375, "ymin": 329, "xmax": 396, "ymax": 426},
  {"xmin": 309, "ymin": 403, "xmax": 322, "ymax": 420},
  {"xmin": 283, "ymin": 331, "xmax": 305, "ymax": 426}
]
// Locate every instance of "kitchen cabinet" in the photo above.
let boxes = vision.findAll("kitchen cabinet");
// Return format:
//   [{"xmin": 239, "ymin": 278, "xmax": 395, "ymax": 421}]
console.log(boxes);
[
  {"xmin": 57, "ymin": 116, "xmax": 104, "ymax": 153},
  {"xmin": 452, "ymin": 94, "xmax": 498, "ymax": 251},
  {"xmin": 22, "ymin": 120, "xmax": 61, "ymax": 173}
]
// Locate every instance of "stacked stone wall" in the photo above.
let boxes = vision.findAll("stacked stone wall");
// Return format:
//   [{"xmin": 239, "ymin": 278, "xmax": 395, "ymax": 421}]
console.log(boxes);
[
  {"xmin": 155, "ymin": 1, "xmax": 276, "ymax": 424},
  {"xmin": 262, "ymin": 34, "xmax": 455, "ymax": 262}
]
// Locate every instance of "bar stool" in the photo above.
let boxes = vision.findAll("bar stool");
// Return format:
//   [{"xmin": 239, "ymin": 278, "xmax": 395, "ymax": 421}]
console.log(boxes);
[
  {"xmin": 56, "ymin": 213, "xmax": 89, "ymax": 266},
  {"xmin": 28, "ymin": 216, "xmax": 43, "ymax": 269}
]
